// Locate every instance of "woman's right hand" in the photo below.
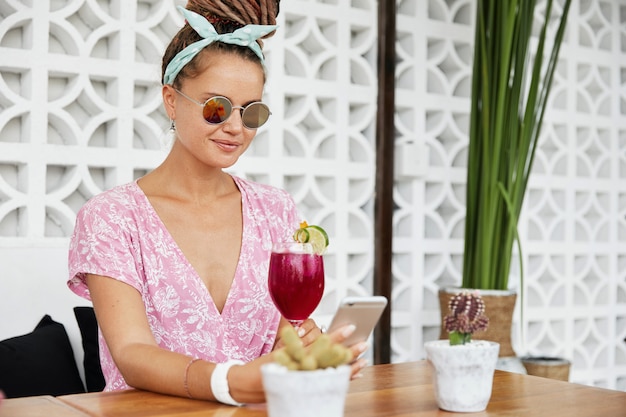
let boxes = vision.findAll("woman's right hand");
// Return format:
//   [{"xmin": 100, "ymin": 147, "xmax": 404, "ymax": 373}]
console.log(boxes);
[{"xmin": 324, "ymin": 324, "xmax": 369, "ymax": 380}]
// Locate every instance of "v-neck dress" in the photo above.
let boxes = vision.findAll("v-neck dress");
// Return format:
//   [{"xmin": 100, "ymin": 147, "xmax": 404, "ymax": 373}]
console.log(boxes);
[{"xmin": 67, "ymin": 175, "xmax": 300, "ymax": 391}]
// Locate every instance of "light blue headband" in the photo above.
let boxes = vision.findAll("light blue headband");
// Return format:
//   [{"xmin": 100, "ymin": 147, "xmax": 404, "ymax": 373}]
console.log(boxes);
[{"xmin": 163, "ymin": 6, "xmax": 278, "ymax": 85}]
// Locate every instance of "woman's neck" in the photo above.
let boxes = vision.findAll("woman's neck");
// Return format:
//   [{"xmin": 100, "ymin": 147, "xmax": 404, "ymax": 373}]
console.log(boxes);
[{"xmin": 138, "ymin": 145, "xmax": 237, "ymax": 205}]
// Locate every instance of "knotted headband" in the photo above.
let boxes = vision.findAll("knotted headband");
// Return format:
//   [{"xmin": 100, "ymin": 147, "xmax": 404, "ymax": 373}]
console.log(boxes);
[{"xmin": 163, "ymin": 6, "xmax": 278, "ymax": 85}]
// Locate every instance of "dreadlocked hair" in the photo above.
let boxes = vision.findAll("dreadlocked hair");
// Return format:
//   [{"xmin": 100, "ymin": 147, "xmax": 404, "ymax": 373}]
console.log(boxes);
[
  {"xmin": 161, "ymin": 0, "xmax": 280, "ymax": 87},
  {"xmin": 187, "ymin": 0, "xmax": 279, "ymax": 29}
]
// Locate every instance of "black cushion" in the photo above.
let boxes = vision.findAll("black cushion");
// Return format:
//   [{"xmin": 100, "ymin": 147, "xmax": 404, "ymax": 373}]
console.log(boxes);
[
  {"xmin": 0, "ymin": 315, "xmax": 86, "ymax": 398},
  {"xmin": 73, "ymin": 307, "xmax": 105, "ymax": 392}
]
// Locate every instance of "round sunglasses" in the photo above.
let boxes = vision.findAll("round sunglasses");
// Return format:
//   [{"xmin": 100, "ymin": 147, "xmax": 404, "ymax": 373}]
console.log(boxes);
[{"xmin": 175, "ymin": 89, "xmax": 271, "ymax": 129}]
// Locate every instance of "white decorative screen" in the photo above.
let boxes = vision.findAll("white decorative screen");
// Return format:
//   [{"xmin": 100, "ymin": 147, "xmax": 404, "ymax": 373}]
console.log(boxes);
[
  {"xmin": 0, "ymin": 0, "xmax": 624, "ymax": 391},
  {"xmin": 393, "ymin": 0, "xmax": 626, "ymax": 391}
]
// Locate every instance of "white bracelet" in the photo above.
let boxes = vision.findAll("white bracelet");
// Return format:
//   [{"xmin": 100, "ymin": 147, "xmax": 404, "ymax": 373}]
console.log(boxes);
[{"xmin": 210, "ymin": 359, "xmax": 245, "ymax": 406}]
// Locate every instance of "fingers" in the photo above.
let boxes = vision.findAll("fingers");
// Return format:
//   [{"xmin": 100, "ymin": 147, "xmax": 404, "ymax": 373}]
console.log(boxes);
[
  {"xmin": 273, "ymin": 319, "xmax": 323, "ymax": 350},
  {"xmin": 349, "ymin": 341, "xmax": 368, "ymax": 361},
  {"xmin": 348, "ymin": 339, "xmax": 368, "ymax": 380},
  {"xmin": 327, "ymin": 323, "xmax": 356, "ymax": 344},
  {"xmin": 296, "ymin": 318, "xmax": 322, "ymax": 347},
  {"xmin": 350, "ymin": 358, "xmax": 368, "ymax": 380},
  {"xmin": 327, "ymin": 324, "xmax": 369, "ymax": 377}
]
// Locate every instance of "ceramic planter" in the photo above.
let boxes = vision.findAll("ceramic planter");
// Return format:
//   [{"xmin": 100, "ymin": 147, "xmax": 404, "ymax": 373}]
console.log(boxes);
[
  {"xmin": 438, "ymin": 288, "xmax": 527, "ymax": 374},
  {"xmin": 261, "ymin": 363, "xmax": 351, "ymax": 417},
  {"xmin": 425, "ymin": 340, "xmax": 499, "ymax": 412},
  {"xmin": 521, "ymin": 356, "xmax": 571, "ymax": 381}
]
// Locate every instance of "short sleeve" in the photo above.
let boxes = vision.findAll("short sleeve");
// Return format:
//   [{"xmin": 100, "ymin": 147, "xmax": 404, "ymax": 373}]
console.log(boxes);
[{"xmin": 67, "ymin": 187, "xmax": 145, "ymax": 299}]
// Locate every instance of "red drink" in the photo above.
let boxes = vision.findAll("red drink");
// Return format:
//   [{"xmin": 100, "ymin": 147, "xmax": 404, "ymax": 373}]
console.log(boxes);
[{"xmin": 268, "ymin": 247, "xmax": 324, "ymax": 326}]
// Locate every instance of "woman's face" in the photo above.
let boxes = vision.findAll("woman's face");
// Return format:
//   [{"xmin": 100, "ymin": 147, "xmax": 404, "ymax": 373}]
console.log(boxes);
[{"xmin": 165, "ymin": 51, "xmax": 265, "ymax": 170}]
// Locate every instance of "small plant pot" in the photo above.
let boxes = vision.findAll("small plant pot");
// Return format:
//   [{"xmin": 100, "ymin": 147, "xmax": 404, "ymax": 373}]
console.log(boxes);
[
  {"xmin": 425, "ymin": 340, "xmax": 500, "ymax": 413},
  {"xmin": 261, "ymin": 363, "xmax": 351, "ymax": 417},
  {"xmin": 521, "ymin": 356, "xmax": 571, "ymax": 381},
  {"xmin": 438, "ymin": 288, "xmax": 517, "ymax": 357}
]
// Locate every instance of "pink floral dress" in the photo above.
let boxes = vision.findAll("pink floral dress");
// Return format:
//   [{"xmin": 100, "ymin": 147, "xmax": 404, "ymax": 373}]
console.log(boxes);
[{"xmin": 68, "ymin": 175, "xmax": 300, "ymax": 391}]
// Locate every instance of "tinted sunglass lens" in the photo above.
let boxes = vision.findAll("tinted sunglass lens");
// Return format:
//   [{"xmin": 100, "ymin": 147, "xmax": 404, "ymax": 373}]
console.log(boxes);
[
  {"xmin": 203, "ymin": 97, "xmax": 232, "ymax": 124},
  {"xmin": 242, "ymin": 103, "xmax": 271, "ymax": 129}
]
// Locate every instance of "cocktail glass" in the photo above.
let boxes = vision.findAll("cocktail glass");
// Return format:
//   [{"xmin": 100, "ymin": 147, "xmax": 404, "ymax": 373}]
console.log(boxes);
[{"xmin": 268, "ymin": 242, "xmax": 325, "ymax": 328}]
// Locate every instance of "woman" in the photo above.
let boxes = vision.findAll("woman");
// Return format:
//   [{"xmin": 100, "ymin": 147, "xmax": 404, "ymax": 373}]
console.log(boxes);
[{"xmin": 67, "ymin": 0, "xmax": 367, "ymax": 405}]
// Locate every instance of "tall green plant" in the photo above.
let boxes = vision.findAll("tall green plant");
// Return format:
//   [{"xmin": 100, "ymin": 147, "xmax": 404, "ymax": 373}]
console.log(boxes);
[{"xmin": 462, "ymin": 0, "xmax": 571, "ymax": 290}]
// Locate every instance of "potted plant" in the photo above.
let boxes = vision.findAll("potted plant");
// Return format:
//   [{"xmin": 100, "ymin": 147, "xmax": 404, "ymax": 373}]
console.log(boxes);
[
  {"xmin": 440, "ymin": 0, "xmax": 572, "ymax": 359},
  {"xmin": 261, "ymin": 326, "xmax": 353, "ymax": 417},
  {"xmin": 426, "ymin": 291, "xmax": 499, "ymax": 413}
]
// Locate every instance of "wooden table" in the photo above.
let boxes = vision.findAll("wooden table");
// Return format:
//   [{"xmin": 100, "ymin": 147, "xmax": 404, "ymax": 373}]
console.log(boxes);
[
  {"xmin": 0, "ymin": 395, "xmax": 90, "ymax": 416},
  {"xmin": 2, "ymin": 361, "xmax": 625, "ymax": 416}
]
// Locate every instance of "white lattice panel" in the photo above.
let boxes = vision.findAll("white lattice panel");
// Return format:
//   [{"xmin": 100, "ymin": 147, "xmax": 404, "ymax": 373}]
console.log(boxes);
[
  {"xmin": 393, "ymin": 0, "xmax": 626, "ymax": 391},
  {"xmin": 0, "ymin": 0, "xmax": 378, "ymax": 349},
  {"xmin": 0, "ymin": 0, "xmax": 624, "ymax": 392}
]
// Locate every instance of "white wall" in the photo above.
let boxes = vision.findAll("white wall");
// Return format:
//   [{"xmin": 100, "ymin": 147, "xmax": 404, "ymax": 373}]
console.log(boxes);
[{"xmin": 0, "ymin": 243, "xmax": 91, "ymax": 383}]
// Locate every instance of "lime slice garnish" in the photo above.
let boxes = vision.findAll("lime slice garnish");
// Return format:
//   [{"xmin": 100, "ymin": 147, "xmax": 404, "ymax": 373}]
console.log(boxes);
[
  {"xmin": 293, "ymin": 222, "xmax": 329, "ymax": 255},
  {"xmin": 306, "ymin": 225, "xmax": 329, "ymax": 254}
]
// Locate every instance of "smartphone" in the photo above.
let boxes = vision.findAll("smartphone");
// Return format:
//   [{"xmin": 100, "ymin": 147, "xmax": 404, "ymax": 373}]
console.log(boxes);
[{"xmin": 327, "ymin": 296, "xmax": 388, "ymax": 346}]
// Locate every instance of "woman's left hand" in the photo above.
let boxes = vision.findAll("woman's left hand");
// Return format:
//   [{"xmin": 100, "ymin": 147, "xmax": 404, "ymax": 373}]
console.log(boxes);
[
  {"xmin": 273, "ymin": 317, "xmax": 322, "ymax": 349},
  {"xmin": 273, "ymin": 318, "xmax": 367, "ymax": 380},
  {"xmin": 294, "ymin": 318, "xmax": 323, "ymax": 347}
]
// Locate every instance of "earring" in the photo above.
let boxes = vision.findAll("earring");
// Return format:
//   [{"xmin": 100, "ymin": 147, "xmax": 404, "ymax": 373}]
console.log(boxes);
[{"xmin": 161, "ymin": 119, "xmax": 176, "ymax": 151}]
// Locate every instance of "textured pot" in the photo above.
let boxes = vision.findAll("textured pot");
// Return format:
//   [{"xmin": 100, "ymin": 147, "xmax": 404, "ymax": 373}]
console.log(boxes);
[
  {"xmin": 521, "ymin": 356, "xmax": 571, "ymax": 381},
  {"xmin": 261, "ymin": 363, "xmax": 351, "ymax": 417},
  {"xmin": 438, "ymin": 288, "xmax": 517, "ymax": 357},
  {"xmin": 425, "ymin": 340, "xmax": 500, "ymax": 413}
]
